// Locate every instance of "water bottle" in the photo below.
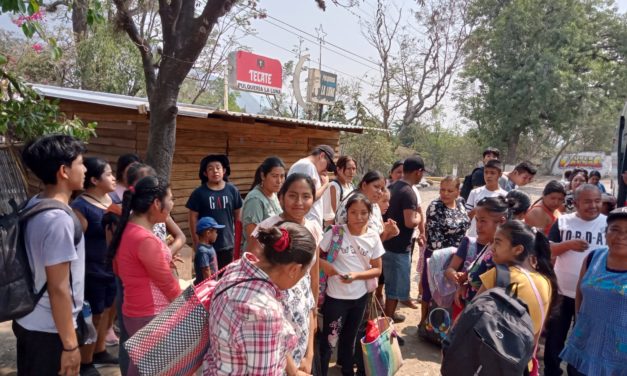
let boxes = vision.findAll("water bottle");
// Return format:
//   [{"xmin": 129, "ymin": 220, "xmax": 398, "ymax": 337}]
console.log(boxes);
[{"xmin": 82, "ymin": 302, "xmax": 98, "ymax": 345}]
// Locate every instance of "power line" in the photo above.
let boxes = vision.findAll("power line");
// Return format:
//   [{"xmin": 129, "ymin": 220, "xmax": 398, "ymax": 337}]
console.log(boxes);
[
  {"xmin": 249, "ymin": 33, "xmax": 378, "ymax": 89},
  {"xmin": 263, "ymin": 12, "xmax": 379, "ymax": 68}
]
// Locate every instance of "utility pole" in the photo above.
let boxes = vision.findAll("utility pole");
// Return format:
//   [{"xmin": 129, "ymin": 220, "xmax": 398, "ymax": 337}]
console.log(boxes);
[{"xmin": 315, "ymin": 24, "xmax": 326, "ymax": 121}]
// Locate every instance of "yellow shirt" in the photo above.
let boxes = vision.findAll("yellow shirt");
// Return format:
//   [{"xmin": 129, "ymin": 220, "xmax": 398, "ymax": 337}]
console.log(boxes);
[{"xmin": 479, "ymin": 267, "xmax": 551, "ymax": 337}]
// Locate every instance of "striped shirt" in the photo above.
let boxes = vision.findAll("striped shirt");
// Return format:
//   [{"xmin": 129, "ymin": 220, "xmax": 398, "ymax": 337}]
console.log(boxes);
[{"xmin": 203, "ymin": 253, "xmax": 297, "ymax": 375}]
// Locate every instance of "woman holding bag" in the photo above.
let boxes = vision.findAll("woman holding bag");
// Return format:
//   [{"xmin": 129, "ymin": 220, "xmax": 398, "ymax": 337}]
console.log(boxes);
[{"xmin": 319, "ymin": 193, "xmax": 384, "ymax": 376}]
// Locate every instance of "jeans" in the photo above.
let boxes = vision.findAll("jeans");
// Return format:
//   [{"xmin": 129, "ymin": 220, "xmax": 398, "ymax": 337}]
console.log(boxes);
[
  {"xmin": 544, "ymin": 295, "xmax": 576, "ymax": 376},
  {"xmin": 319, "ymin": 294, "xmax": 368, "ymax": 376}
]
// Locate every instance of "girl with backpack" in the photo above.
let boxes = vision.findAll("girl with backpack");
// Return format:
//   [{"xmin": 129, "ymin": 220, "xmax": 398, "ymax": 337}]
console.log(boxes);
[
  {"xmin": 253, "ymin": 173, "xmax": 322, "ymax": 374},
  {"xmin": 445, "ymin": 196, "xmax": 510, "ymax": 318},
  {"xmin": 204, "ymin": 223, "xmax": 317, "ymax": 375},
  {"xmin": 477, "ymin": 220, "xmax": 557, "ymax": 375},
  {"xmin": 318, "ymin": 193, "xmax": 385, "ymax": 376}
]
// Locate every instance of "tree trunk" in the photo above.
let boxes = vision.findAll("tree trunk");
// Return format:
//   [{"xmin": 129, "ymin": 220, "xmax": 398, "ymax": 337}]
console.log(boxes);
[
  {"xmin": 505, "ymin": 130, "xmax": 520, "ymax": 165},
  {"xmin": 71, "ymin": 0, "xmax": 88, "ymax": 43},
  {"xmin": 146, "ymin": 87, "xmax": 178, "ymax": 180}
]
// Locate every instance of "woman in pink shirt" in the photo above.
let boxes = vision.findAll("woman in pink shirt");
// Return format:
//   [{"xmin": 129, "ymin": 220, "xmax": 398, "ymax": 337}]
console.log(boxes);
[{"xmin": 109, "ymin": 176, "xmax": 181, "ymax": 373}]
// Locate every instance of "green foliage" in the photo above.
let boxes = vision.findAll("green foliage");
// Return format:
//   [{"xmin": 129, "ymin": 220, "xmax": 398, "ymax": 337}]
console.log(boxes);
[
  {"xmin": 178, "ymin": 77, "xmax": 243, "ymax": 111},
  {"xmin": 76, "ymin": 24, "xmax": 145, "ymax": 95},
  {"xmin": 459, "ymin": 0, "xmax": 627, "ymax": 163},
  {"xmin": 400, "ymin": 121, "xmax": 483, "ymax": 176},
  {"xmin": 340, "ymin": 130, "xmax": 396, "ymax": 176},
  {"xmin": 0, "ymin": 57, "xmax": 96, "ymax": 142}
]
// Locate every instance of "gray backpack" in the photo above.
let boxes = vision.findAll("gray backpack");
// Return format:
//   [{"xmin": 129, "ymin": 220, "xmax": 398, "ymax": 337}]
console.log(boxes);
[{"xmin": 441, "ymin": 264, "xmax": 535, "ymax": 375}]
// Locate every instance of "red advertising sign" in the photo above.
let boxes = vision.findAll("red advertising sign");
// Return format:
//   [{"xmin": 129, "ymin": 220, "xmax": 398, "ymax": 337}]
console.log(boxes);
[{"xmin": 228, "ymin": 51, "xmax": 282, "ymax": 95}]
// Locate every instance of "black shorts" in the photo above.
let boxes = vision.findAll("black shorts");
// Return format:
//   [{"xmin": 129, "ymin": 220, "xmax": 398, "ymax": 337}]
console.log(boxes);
[
  {"xmin": 13, "ymin": 321, "xmax": 64, "ymax": 376},
  {"xmin": 85, "ymin": 277, "xmax": 116, "ymax": 315}
]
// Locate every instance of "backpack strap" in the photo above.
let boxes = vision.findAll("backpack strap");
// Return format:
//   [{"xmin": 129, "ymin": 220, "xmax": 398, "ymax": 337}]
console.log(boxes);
[
  {"xmin": 326, "ymin": 224, "xmax": 345, "ymax": 263},
  {"xmin": 213, "ymin": 278, "xmax": 274, "ymax": 300},
  {"xmin": 516, "ymin": 267, "xmax": 546, "ymax": 358},
  {"xmin": 495, "ymin": 264, "xmax": 511, "ymax": 289},
  {"xmin": 21, "ymin": 199, "xmax": 83, "ymax": 246},
  {"xmin": 20, "ymin": 198, "xmax": 84, "ymax": 306}
]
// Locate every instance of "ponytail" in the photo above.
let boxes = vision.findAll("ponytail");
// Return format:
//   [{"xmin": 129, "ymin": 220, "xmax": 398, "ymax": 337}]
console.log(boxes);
[
  {"xmin": 107, "ymin": 175, "xmax": 170, "ymax": 262},
  {"xmin": 108, "ymin": 189, "xmax": 133, "ymax": 262},
  {"xmin": 533, "ymin": 230, "xmax": 559, "ymax": 316}
]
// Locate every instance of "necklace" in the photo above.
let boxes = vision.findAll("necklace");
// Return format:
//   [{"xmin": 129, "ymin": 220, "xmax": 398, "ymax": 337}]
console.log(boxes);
[{"xmin": 82, "ymin": 193, "xmax": 111, "ymax": 209}]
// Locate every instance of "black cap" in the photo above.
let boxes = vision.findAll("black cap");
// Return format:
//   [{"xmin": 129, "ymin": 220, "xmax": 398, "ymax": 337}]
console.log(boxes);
[
  {"xmin": 315, "ymin": 145, "xmax": 336, "ymax": 172},
  {"xmin": 403, "ymin": 156, "xmax": 425, "ymax": 173},
  {"xmin": 607, "ymin": 206, "xmax": 627, "ymax": 224}
]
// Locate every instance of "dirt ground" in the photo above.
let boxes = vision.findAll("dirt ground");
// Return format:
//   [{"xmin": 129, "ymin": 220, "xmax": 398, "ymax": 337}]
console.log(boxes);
[{"xmin": 0, "ymin": 176, "xmax": 579, "ymax": 376}]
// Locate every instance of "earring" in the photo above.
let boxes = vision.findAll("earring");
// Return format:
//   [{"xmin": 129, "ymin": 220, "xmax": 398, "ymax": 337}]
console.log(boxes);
[{"xmin": 289, "ymin": 273, "xmax": 294, "ymax": 279}]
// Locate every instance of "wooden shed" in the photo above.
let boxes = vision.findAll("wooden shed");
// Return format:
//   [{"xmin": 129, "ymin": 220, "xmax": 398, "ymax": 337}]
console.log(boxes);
[{"xmin": 32, "ymin": 84, "xmax": 365, "ymax": 236}]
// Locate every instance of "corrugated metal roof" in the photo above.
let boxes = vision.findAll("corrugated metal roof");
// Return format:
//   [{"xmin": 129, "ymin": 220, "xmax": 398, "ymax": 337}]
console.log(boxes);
[{"xmin": 32, "ymin": 84, "xmax": 367, "ymax": 132}]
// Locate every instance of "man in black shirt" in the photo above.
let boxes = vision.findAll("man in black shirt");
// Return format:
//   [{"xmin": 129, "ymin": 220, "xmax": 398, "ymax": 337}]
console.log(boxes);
[{"xmin": 382, "ymin": 156, "xmax": 425, "ymax": 322}]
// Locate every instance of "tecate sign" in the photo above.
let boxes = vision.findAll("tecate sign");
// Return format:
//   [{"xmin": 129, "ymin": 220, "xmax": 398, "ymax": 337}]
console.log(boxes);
[{"xmin": 228, "ymin": 51, "xmax": 282, "ymax": 95}]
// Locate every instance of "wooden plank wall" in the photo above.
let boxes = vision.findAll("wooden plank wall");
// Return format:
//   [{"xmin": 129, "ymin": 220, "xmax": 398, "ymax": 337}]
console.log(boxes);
[{"xmin": 56, "ymin": 100, "xmax": 341, "ymax": 238}]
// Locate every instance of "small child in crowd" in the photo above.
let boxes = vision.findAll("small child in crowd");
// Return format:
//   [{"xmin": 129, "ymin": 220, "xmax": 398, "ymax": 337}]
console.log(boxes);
[{"xmin": 194, "ymin": 217, "xmax": 224, "ymax": 284}]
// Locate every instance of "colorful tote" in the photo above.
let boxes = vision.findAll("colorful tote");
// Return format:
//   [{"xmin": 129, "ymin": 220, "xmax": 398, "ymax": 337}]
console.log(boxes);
[{"xmin": 360, "ymin": 298, "xmax": 404, "ymax": 376}]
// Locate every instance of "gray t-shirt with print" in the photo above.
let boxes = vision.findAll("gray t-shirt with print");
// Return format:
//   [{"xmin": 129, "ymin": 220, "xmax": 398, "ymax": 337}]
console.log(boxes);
[{"xmin": 15, "ymin": 196, "xmax": 85, "ymax": 333}]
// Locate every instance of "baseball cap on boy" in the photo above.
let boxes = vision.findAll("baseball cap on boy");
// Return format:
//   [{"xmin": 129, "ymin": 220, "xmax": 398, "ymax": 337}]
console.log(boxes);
[
  {"xmin": 314, "ymin": 145, "xmax": 337, "ymax": 172},
  {"xmin": 196, "ymin": 216, "xmax": 226, "ymax": 235}
]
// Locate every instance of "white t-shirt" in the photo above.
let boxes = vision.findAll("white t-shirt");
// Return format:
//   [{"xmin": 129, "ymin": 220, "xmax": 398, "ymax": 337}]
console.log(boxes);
[
  {"xmin": 16, "ymin": 196, "xmax": 86, "ymax": 333},
  {"xmin": 322, "ymin": 181, "xmax": 355, "ymax": 222},
  {"xmin": 412, "ymin": 185, "xmax": 423, "ymax": 238},
  {"xmin": 465, "ymin": 185, "xmax": 508, "ymax": 237},
  {"xmin": 319, "ymin": 225, "xmax": 385, "ymax": 299},
  {"xmin": 288, "ymin": 158, "xmax": 323, "ymax": 225},
  {"xmin": 553, "ymin": 213, "xmax": 607, "ymax": 298}
]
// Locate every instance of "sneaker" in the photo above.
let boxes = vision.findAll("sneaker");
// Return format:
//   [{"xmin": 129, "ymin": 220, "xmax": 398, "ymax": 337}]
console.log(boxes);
[
  {"xmin": 105, "ymin": 327, "xmax": 119, "ymax": 346},
  {"xmin": 93, "ymin": 350, "xmax": 119, "ymax": 365},
  {"xmin": 80, "ymin": 363, "xmax": 101, "ymax": 376},
  {"xmin": 392, "ymin": 313, "xmax": 406, "ymax": 323}
]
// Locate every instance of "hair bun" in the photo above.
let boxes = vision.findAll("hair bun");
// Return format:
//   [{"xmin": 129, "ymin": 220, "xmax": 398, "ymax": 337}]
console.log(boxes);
[{"xmin": 256, "ymin": 227, "xmax": 283, "ymax": 248}]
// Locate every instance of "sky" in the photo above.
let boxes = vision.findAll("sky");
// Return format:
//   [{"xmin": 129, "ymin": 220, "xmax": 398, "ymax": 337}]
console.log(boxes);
[{"xmin": 1, "ymin": 0, "xmax": 627, "ymax": 118}]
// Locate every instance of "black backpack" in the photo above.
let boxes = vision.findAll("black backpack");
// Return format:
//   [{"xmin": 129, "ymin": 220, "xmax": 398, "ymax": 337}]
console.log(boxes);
[
  {"xmin": 0, "ymin": 198, "xmax": 82, "ymax": 322},
  {"xmin": 460, "ymin": 167, "xmax": 482, "ymax": 201},
  {"xmin": 441, "ymin": 264, "xmax": 535, "ymax": 376}
]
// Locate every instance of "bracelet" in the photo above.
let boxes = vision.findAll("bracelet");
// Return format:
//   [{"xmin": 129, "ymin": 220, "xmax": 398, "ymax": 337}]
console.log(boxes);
[{"xmin": 63, "ymin": 345, "xmax": 79, "ymax": 352}]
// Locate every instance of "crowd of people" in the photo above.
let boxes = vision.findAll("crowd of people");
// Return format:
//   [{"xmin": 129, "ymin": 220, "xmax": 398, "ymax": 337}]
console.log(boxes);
[{"xmin": 11, "ymin": 134, "xmax": 626, "ymax": 376}]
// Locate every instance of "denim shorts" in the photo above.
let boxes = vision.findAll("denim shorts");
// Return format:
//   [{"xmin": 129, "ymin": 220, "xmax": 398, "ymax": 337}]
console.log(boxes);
[{"xmin": 382, "ymin": 251, "xmax": 411, "ymax": 301}]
